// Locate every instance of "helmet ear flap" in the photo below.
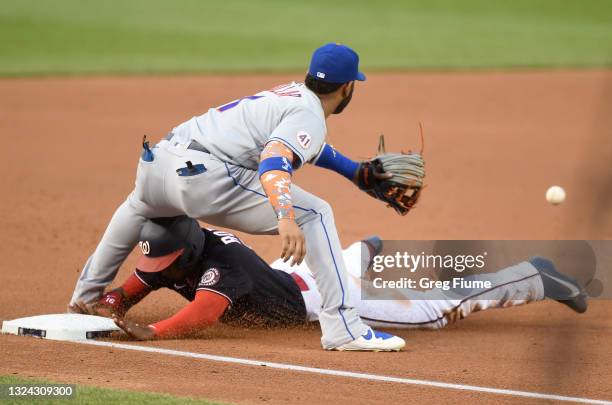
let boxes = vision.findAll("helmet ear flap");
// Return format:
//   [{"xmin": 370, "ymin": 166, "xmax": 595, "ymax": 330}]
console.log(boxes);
[
  {"xmin": 177, "ymin": 245, "xmax": 196, "ymax": 269},
  {"xmin": 177, "ymin": 249, "xmax": 189, "ymax": 268},
  {"xmin": 176, "ymin": 235, "xmax": 205, "ymax": 270},
  {"xmin": 179, "ymin": 219, "xmax": 206, "ymax": 268}
]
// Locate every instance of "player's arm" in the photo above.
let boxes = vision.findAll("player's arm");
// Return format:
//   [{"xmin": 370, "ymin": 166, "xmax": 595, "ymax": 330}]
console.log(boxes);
[
  {"xmin": 258, "ymin": 141, "xmax": 306, "ymax": 266},
  {"xmin": 313, "ymin": 143, "xmax": 359, "ymax": 181},
  {"xmin": 313, "ymin": 143, "xmax": 390, "ymax": 187},
  {"xmin": 75, "ymin": 273, "xmax": 152, "ymax": 318},
  {"xmin": 113, "ymin": 290, "xmax": 230, "ymax": 340}
]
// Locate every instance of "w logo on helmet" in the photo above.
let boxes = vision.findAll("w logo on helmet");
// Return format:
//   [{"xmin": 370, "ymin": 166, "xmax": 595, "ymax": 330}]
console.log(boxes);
[{"xmin": 139, "ymin": 241, "xmax": 151, "ymax": 255}]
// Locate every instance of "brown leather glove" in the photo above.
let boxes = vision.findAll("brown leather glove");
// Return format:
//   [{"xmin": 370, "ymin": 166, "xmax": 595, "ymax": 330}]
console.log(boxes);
[{"xmin": 356, "ymin": 135, "xmax": 425, "ymax": 216}]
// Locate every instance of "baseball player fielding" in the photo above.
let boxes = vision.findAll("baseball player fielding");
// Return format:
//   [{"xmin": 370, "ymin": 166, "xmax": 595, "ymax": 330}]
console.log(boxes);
[{"xmin": 69, "ymin": 43, "xmax": 425, "ymax": 351}]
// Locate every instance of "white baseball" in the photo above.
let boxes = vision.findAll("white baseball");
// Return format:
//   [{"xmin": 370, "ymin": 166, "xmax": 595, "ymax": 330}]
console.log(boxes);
[{"xmin": 546, "ymin": 185, "xmax": 566, "ymax": 205}]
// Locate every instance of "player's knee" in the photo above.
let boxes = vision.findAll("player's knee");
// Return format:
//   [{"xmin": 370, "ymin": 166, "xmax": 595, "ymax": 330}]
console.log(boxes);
[
  {"xmin": 315, "ymin": 200, "xmax": 333, "ymax": 217},
  {"xmin": 297, "ymin": 198, "xmax": 333, "ymax": 225}
]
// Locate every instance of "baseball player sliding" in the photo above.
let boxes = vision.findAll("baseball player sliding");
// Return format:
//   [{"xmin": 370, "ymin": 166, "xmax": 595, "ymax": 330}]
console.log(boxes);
[
  {"xmin": 74, "ymin": 216, "xmax": 588, "ymax": 343},
  {"xmin": 70, "ymin": 43, "xmax": 425, "ymax": 351}
]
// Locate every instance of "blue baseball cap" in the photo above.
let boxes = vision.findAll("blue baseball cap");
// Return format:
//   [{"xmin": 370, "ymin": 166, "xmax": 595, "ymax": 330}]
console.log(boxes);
[{"xmin": 308, "ymin": 43, "xmax": 366, "ymax": 84}]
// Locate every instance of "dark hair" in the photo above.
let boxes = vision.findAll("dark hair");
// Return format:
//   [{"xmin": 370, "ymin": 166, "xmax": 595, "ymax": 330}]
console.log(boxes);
[{"xmin": 304, "ymin": 74, "xmax": 344, "ymax": 95}]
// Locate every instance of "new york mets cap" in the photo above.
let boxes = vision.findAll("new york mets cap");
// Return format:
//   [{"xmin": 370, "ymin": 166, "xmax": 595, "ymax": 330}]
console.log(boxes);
[{"xmin": 308, "ymin": 43, "xmax": 366, "ymax": 84}]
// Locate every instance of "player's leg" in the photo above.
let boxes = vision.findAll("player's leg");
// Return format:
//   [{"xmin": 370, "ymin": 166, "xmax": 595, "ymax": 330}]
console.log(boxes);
[
  {"xmin": 332, "ymin": 240, "xmax": 443, "ymax": 329},
  {"xmin": 291, "ymin": 194, "xmax": 371, "ymax": 348},
  {"xmin": 354, "ymin": 259, "xmax": 546, "ymax": 329},
  {"xmin": 69, "ymin": 195, "xmax": 149, "ymax": 306},
  {"xmin": 281, "ymin": 240, "xmax": 583, "ymax": 331},
  {"xmin": 276, "ymin": 240, "xmax": 442, "ymax": 331},
  {"xmin": 280, "ymin": 263, "xmax": 322, "ymax": 322},
  {"xmin": 70, "ymin": 150, "xmax": 183, "ymax": 306},
  {"xmin": 274, "ymin": 241, "xmax": 442, "ymax": 329}
]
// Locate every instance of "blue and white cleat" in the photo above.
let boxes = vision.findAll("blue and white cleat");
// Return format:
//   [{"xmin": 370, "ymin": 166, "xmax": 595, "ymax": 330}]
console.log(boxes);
[
  {"xmin": 530, "ymin": 257, "xmax": 588, "ymax": 313},
  {"xmin": 330, "ymin": 328, "xmax": 406, "ymax": 352}
]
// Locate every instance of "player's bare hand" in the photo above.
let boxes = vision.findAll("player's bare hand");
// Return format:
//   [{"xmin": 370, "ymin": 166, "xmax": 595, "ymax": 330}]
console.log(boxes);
[
  {"xmin": 278, "ymin": 218, "xmax": 306, "ymax": 266},
  {"xmin": 112, "ymin": 315, "xmax": 156, "ymax": 340}
]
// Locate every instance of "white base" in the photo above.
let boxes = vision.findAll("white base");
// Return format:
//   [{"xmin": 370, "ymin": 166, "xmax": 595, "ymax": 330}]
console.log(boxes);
[{"xmin": 1, "ymin": 313, "xmax": 120, "ymax": 341}]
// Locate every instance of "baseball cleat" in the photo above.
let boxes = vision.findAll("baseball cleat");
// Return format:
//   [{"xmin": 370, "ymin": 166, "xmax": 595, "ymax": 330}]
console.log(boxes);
[
  {"xmin": 530, "ymin": 257, "xmax": 588, "ymax": 313},
  {"xmin": 329, "ymin": 328, "xmax": 406, "ymax": 352}
]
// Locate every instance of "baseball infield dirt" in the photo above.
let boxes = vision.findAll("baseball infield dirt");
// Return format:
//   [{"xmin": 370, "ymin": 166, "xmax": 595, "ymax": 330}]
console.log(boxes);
[{"xmin": 1, "ymin": 71, "xmax": 611, "ymax": 404}]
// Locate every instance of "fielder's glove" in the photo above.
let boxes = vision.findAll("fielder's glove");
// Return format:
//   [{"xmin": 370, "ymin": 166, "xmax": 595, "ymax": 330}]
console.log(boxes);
[{"xmin": 356, "ymin": 134, "xmax": 425, "ymax": 216}]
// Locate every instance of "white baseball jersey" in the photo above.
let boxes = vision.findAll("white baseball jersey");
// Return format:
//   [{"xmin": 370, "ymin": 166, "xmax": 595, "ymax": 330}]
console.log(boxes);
[{"xmin": 170, "ymin": 82, "xmax": 327, "ymax": 169}]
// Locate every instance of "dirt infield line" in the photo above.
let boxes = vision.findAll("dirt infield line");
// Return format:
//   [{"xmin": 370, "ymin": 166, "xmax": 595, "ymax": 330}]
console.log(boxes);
[{"xmin": 75, "ymin": 339, "xmax": 611, "ymax": 404}]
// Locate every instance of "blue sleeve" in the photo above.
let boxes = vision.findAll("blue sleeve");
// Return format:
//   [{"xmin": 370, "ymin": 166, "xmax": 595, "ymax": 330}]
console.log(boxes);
[{"xmin": 313, "ymin": 143, "xmax": 359, "ymax": 181}]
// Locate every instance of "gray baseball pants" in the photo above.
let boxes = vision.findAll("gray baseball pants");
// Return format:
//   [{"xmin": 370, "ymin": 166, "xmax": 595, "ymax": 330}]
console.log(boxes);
[{"xmin": 70, "ymin": 139, "xmax": 368, "ymax": 348}]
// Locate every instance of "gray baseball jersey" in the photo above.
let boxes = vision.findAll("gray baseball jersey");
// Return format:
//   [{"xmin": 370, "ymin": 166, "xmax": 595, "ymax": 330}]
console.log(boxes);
[
  {"xmin": 70, "ymin": 81, "xmax": 368, "ymax": 348},
  {"xmin": 170, "ymin": 82, "xmax": 326, "ymax": 169}
]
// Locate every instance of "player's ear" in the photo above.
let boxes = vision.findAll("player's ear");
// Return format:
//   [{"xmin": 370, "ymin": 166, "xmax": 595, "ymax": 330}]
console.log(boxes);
[
  {"xmin": 335, "ymin": 82, "xmax": 348, "ymax": 96},
  {"xmin": 342, "ymin": 81, "xmax": 354, "ymax": 97}
]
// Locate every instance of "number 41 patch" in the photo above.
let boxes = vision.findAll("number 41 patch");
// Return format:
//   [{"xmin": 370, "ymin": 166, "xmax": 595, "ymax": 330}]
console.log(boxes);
[{"xmin": 297, "ymin": 131, "xmax": 311, "ymax": 149}]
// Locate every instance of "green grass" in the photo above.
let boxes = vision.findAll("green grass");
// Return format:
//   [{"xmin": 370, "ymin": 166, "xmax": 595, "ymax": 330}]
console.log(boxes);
[
  {"xmin": 0, "ymin": 0, "xmax": 611, "ymax": 76},
  {"xmin": 0, "ymin": 375, "xmax": 228, "ymax": 404}
]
